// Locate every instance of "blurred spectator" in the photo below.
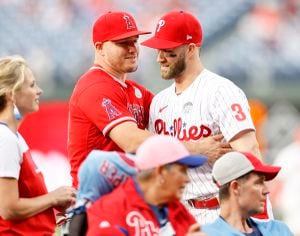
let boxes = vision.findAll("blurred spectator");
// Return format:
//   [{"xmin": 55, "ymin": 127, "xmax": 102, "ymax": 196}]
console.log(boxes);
[
  {"xmin": 271, "ymin": 125, "xmax": 300, "ymax": 235},
  {"xmin": 87, "ymin": 135, "xmax": 208, "ymax": 236},
  {"xmin": 1, "ymin": 0, "xmax": 300, "ymax": 99},
  {"xmin": 249, "ymin": 98, "xmax": 268, "ymax": 155}
]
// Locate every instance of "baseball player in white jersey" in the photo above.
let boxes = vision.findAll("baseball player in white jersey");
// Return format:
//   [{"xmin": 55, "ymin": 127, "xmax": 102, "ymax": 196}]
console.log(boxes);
[{"xmin": 142, "ymin": 11, "xmax": 267, "ymax": 224}]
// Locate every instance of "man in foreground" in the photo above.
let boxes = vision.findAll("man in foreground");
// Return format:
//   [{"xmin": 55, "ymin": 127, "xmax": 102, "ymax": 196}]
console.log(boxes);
[
  {"xmin": 87, "ymin": 135, "xmax": 208, "ymax": 236},
  {"xmin": 202, "ymin": 151, "xmax": 293, "ymax": 235}
]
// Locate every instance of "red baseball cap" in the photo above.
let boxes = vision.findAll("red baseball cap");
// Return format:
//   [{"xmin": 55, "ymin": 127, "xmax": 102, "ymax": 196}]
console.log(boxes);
[
  {"xmin": 212, "ymin": 152, "xmax": 281, "ymax": 186},
  {"xmin": 93, "ymin": 11, "xmax": 151, "ymax": 45},
  {"xmin": 141, "ymin": 11, "xmax": 203, "ymax": 49}
]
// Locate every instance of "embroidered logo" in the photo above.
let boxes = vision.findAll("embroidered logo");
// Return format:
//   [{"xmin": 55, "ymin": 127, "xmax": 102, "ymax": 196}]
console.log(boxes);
[
  {"xmin": 102, "ymin": 98, "xmax": 121, "ymax": 120},
  {"xmin": 182, "ymin": 102, "xmax": 193, "ymax": 114},
  {"xmin": 127, "ymin": 104, "xmax": 145, "ymax": 128},
  {"xmin": 126, "ymin": 211, "xmax": 159, "ymax": 235},
  {"xmin": 156, "ymin": 20, "xmax": 165, "ymax": 32},
  {"xmin": 134, "ymin": 86, "xmax": 142, "ymax": 99},
  {"xmin": 123, "ymin": 15, "xmax": 135, "ymax": 29},
  {"xmin": 186, "ymin": 34, "xmax": 193, "ymax": 40}
]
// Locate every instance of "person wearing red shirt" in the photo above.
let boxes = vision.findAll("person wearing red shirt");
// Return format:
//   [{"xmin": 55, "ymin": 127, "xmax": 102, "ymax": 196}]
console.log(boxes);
[
  {"xmin": 0, "ymin": 55, "xmax": 76, "ymax": 235},
  {"xmin": 68, "ymin": 11, "xmax": 153, "ymax": 189},
  {"xmin": 87, "ymin": 135, "xmax": 207, "ymax": 236}
]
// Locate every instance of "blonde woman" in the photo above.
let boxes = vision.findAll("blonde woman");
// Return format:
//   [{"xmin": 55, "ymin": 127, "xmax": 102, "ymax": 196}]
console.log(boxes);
[{"xmin": 0, "ymin": 55, "xmax": 76, "ymax": 235}]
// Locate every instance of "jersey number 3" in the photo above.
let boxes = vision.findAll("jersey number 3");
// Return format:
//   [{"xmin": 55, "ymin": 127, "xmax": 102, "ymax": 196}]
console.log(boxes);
[{"xmin": 231, "ymin": 103, "xmax": 246, "ymax": 121}]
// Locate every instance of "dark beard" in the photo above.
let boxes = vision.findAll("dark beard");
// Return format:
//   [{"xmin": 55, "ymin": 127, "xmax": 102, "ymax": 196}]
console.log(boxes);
[{"xmin": 161, "ymin": 53, "xmax": 186, "ymax": 80}]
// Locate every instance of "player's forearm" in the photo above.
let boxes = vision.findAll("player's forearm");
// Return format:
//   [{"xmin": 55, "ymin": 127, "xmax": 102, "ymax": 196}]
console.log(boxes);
[
  {"xmin": 229, "ymin": 130, "xmax": 262, "ymax": 160},
  {"xmin": 182, "ymin": 141, "xmax": 203, "ymax": 155},
  {"xmin": 122, "ymin": 131, "xmax": 153, "ymax": 153},
  {"xmin": 109, "ymin": 122, "xmax": 154, "ymax": 153}
]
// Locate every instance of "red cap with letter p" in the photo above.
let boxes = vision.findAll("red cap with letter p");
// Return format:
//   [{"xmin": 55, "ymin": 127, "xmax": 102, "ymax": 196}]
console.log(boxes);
[{"xmin": 141, "ymin": 11, "xmax": 203, "ymax": 49}]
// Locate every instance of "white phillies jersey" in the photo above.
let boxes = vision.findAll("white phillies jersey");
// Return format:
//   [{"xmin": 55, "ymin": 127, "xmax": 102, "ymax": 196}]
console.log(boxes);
[{"xmin": 149, "ymin": 69, "xmax": 255, "ymax": 200}]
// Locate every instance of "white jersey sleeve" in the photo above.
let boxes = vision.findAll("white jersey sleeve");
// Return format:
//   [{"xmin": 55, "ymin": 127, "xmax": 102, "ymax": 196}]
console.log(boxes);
[
  {"xmin": 0, "ymin": 125, "xmax": 26, "ymax": 179},
  {"xmin": 209, "ymin": 75, "xmax": 255, "ymax": 142}
]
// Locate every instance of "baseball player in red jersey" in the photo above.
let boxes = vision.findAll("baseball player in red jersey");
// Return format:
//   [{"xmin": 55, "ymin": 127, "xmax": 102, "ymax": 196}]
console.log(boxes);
[
  {"xmin": 68, "ymin": 11, "xmax": 154, "ymax": 189},
  {"xmin": 141, "ymin": 11, "xmax": 270, "ymax": 224}
]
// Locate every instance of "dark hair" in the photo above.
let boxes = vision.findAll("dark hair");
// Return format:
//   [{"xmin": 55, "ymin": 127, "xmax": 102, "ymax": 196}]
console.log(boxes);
[{"xmin": 217, "ymin": 172, "xmax": 252, "ymax": 201}]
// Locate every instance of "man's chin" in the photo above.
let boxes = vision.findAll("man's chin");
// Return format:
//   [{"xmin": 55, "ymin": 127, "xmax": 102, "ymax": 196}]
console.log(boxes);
[
  {"xmin": 126, "ymin": 66, "xmax": 138, "ymax": 73},
  {"xmin": 161, "ymin": 73, "xmax": 173, "ymax": 80}
]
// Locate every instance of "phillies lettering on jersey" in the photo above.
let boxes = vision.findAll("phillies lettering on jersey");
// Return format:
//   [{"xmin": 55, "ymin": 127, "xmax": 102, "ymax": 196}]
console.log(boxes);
[
  {"xmin": 154, "ymin": 118, "xmax": 211, "ymax": 141},
  {"xmin": 149, "ymin": 69, "xmax": 255, "ymax": 225},
  {"xmin": 126, "ymin": 211, "xmax": 160, "ymax": 235}
]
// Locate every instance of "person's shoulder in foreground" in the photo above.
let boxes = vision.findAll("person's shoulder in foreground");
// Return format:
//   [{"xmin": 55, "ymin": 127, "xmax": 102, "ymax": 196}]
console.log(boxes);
[
  {"xmin": 202, "ymin": 217, "xmax": 293, "ymax": 236},
  {"xmin": 87, "ymin": 135, "xmax": 208, "ymax": 236},
  {"xmin": 202, "ymin": 151, "xmax": 294, "ymax": 236}
]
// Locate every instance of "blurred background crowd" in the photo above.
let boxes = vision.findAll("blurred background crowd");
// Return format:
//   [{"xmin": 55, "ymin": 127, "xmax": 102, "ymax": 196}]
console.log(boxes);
[{"xmin": 1, "ymin": 0, "xmax": 300, "ymax": 234}]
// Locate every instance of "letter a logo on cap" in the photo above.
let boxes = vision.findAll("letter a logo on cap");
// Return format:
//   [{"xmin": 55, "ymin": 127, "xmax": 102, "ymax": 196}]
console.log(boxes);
[
  {"xmin": 123, "ymin": 15, "xmax": 135, "ymax": 29},
  {"xmin": 187, "ymin": 35, "xmax": 193, "ymax": 40},
  {"xmin": 156, "ymin": 20, "xmax": 165, "ymax": 32}
]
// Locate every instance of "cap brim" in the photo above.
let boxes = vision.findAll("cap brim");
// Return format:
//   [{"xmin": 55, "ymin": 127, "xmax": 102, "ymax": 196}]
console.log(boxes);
[
  {"xmin": 176, "ymin": 155, "xmax": 207, "ymax": 168},
  {"xmin": 141, "ymin": 36, "xmax": 183, "ymax": 49},
  {"xmin": 111, "ymin": 30, "xmax": 151, "ymax": 41},
  {"xmin": 255, "ymin": 165, "xmax": 281, "ymax": 181}
]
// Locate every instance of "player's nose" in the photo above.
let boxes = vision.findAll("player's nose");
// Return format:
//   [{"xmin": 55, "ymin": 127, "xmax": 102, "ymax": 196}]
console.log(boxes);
[{"xmin": 156, "ymin": 50, "xmax": 166, "ymax": 63}]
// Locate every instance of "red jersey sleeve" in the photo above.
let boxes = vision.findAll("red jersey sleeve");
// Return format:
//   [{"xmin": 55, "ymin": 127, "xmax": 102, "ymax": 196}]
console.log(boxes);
[{"xmin": 76, "ymin": 75, "xmax": 153, "ymax": 136}]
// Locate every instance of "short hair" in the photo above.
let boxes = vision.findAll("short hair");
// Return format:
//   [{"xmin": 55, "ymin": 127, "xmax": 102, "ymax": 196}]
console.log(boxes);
[
  {"xmin": 0, "ymin": 55, "xmax": 28, "ymax": 111},
  {"xmin": 217, "ymin": 171, "xmax": 252, "ymax": 200}
]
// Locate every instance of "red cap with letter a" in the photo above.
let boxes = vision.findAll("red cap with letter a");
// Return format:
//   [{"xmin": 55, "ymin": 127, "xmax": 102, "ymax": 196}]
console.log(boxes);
[
  {"xmin": 141, "ymin": 11, "xmax": 203, "ymax": 49},
  {"xmin": 93, "ymin": 11, "xmax": 151, "ymax": 45}
]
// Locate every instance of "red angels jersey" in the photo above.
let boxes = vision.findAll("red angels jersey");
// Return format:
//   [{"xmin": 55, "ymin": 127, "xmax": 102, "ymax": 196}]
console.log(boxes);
[
  {"xmin": 149, "ymin": 69, "xmax": 255, "ymax": 200},
  {"xmin": 0, "ymin": 125, "xmax": 56, "ymax": 235},
  {"xmin": 68, "ymin": 66, "xmax": 153, "ymax": 187}
]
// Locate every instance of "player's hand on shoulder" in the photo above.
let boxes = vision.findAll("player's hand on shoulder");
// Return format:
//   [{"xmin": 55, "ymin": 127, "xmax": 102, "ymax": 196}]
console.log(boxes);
[
  {"xmin": 49, "ymin": 186, "xmax": 76, "ymax": 212},
  {"xmin": 196, "ymin": 134, "xmax": 232, "ymax": 165}
]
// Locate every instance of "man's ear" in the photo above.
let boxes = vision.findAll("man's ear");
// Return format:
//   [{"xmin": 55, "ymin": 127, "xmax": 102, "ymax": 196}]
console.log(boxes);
[
  {"xmin": 230, "ymin": 180, "xmax": 241, "ymax": 195},
  {"xmin": 154, "ymin": 166, "xmax": 164, "ymax": 176},
  {"xmin": 187, "ymin": 43, "xmax": 198, "ymax": 58},
  {"xmin": 95, "ymin": 42, "xmax": 104, "ymax": 51},
  {"xmin": 154, "ymin": 166, "xmax": 166, "ymax": 185}
]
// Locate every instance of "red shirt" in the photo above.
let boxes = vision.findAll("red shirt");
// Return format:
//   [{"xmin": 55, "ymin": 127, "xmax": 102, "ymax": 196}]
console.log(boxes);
[
  {"xmin": 87, "ymin": 178, "xmax": 197, "ymax": 236},
  {"xmin": 0, "ymin": 150, "xmax": 56, "ymax": 235},
  {"xmin": 68, "ymin": 66, "xmax": 153, "ymax": 187}
]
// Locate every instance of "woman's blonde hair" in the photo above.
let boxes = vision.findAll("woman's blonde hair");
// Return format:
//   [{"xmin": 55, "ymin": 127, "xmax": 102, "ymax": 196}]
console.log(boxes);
[{"xmin": 0, "ymin": 55, "xmax": 28, "ymax": 111}]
